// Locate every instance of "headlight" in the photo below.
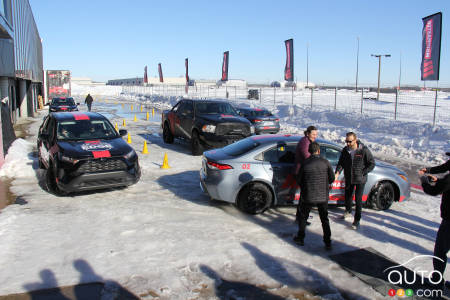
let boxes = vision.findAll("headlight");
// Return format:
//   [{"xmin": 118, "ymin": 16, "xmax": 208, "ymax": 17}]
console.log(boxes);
[
  {"xmin": 124, "ymin": 149, "xmax": 137, "ymax": 159},
  {"xmin": 202, "ymin": 125, "xmax": 216, "ymax": 133},
  {"xmin": 60, "ymin": 154, "xmax": 79, "ymax": 164},
  {"xmin": 250, "ymin": 125, "xmax": 255, "ymax": 134},
  {"xmin": 397, "ymin": 173, "xmax": 408, "ymax": 183}
]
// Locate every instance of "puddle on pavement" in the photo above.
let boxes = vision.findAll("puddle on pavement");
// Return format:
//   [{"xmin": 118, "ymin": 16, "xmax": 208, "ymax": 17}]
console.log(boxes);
[
  {"xmin": 94, "ymin": 103, "xmax": 162, "ymax": 123},
  {"xmin": 0, "ymin": 178, "xmax": 17, "ymax": 210}
]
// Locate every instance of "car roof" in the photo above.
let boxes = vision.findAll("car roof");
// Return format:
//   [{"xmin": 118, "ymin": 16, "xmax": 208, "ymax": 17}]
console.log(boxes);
[
  {"xmin": 51, "ymin": 112, "xmax": 107, "ymax": 122},
  {"xmin": 237, "ymin": 107, "xmax": 268, "ymax": 112},
  {"xmin": 181, "ymin": 98, "xmax": 231, "ymax": 104},
  {"xmin": 249, "ymin": 134, "xmax": 341, "ymax": 148},
  {"xmin": 52, "ymin": 97, "xmax": 74, "ymax": 100}
]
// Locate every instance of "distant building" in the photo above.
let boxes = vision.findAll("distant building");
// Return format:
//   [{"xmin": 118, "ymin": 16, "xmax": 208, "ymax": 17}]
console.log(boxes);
[
  {"xmin": 107, "ymin": 77, "xmax": 187, "ymax": 86},
  {"xmin": 72, "ymin": 77, "xmax": 105, "ymax": 86}
]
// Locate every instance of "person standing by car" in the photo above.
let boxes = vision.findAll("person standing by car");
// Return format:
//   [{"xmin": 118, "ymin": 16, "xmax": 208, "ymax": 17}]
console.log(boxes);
[
  {"xmin": 419, "ymin": 152, "xmax": 450, "ymax": 290},
  {"xmin": 294, "ymin": 142, "xmax": 335, "ymax": 250},
  {"xmin": 335, "ymin": 132, "xmax": 375, "ymax": 229},
  {"xmin": 85, "ymin": 94, "xmax": 94, "ymax": 112},
  {"xmin": 294, "ymin": 126, "xmax": 318, "ymax": 223}
]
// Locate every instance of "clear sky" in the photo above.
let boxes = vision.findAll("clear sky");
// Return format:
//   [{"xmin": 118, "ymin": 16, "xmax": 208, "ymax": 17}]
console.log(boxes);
[{"xmin": 29, "ymin": 0, "xmax": 449, "ymax": 87}]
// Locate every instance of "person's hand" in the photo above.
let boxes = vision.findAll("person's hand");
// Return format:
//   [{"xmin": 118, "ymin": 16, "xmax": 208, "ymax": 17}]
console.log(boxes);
[
  {"xmin": 427, "ymin": 174, "xmax": 438, "ymax": 182},
  {"xmin": 418, "ymin": 168, "xmax": 427, "ymax": 176}
]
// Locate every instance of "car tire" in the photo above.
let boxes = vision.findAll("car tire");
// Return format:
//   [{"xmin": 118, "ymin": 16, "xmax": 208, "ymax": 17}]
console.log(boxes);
[
  {"xmin": 370, "ymin": 181, "xmax": 394, "ymax": 210},
  {"xmin": 237, "ymin": 182, "xmax": 272, "ymax": 214},
  {"xmin": 191, "ymin": 131, "xmax": 204, "ymax": 156},
  {"xmin": 45, "ymin": 163, "xmax": 66, "ymax": 196},
  {"xmin": 163, "ymin": 122, "xmax": 174, "ymax": 144}
]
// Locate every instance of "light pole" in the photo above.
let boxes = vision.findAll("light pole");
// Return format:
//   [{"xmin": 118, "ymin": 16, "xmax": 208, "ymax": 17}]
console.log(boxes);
[{"xmin": 371, "ymin": 54, "xmax": 390, "ymax": 100}]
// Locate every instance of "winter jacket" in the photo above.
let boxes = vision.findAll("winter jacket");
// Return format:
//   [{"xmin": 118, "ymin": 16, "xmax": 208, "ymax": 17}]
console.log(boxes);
[
  {"xmin": 294, "ymin": 136, "xmax": 311, "ymax": 175},
  {"xmin": 335, "ymin": 141, "xmax": 375, "ymax": 185},
  {"xmin": 426, "ymin": 160, "xmax": 450, "ymax": 174},
  {"xmin": 297, "ymin": 154, "xmax": 335, "ymax": 204},
  {"xmin": 85, "ymin": 95, "xmax": 93, "ymax": 105},
  {"xmin": 421, "ymin": 173, "xmax": 450, "ymax": 220}
]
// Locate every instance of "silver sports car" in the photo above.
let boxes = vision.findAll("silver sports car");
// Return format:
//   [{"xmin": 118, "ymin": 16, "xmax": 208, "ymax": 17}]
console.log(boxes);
[{"xmin": 200, "ymin": 134, "xmax": 410, "ymax": 214}]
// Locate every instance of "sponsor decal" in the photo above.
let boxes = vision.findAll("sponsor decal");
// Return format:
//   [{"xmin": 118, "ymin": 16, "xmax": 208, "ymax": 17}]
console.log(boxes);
[
  {"xmin": 92, "ymin": 150, "xmax": 111, "ymax": 158},
  {"xmin": 81, "ymin": 141, "xmax": 113, "ymax": 151},
  {"xmin": 220, "ymin": 114, "xmax": 235, "ymax": 118},
  {"xmin": 71, "ymin": 113, "xmax": 90, "ymax": 120},
  {"xmin": 241, "ymin": 163, "xmax": 251, "ymax": 170}
]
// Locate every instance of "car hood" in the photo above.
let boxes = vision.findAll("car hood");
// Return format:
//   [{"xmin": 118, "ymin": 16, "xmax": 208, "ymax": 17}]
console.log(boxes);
[
  {"xmin": 375, "ymin": 160, "xmax": 404, "ymax": 174},
  {"xmin": 198, "ymin": 114, "xmax": 251, "ymax": 125},
  {"xmin": 57, "ymin": 138, "xmax": 133, "ymax": 158}
]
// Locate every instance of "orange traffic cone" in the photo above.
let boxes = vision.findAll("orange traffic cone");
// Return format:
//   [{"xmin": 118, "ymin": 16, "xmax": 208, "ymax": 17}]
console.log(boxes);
[
  {"xmin": 142, "ymin": 141, "xmax": 149, "ymax": 154},
  {"xmin": 146, "ymin": 111, "xmax": 149, "ymax": 121},
  {"xmin": 123, "ymin": 119, "xmax": 126, "ymax": 127},
  {"xmin": 134, "ymin": 114, "xmax": 137, "ymax": 122},
  {"xmin": 152, "ymin": 108, "xmax": 155, "ymax": 116},
  {"xmin": 161, "ymin": 153, "xmax": 170, "ymax": 169},
  {"xmin": 115, "ymin": 122, "xmax": 119, "ymax": 132},
  {"xmin": 127, "ymin": 133, "xmax": 132, "ymax": 144}
]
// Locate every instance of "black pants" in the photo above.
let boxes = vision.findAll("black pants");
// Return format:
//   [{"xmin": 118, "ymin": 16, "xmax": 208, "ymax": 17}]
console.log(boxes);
[
  {"xmin": 433, "ymin": 219, "xmax": 450, "ymax": 283},
  {"xmin": 297, "ymin": 202, "xmax": 331, "ymax": 244},
  {"xmin": 87, "ymin": 103, "xmax": 92, "ymax": 111},
  {"xmin": 344, "ymin": 183, "xmax": 365, "ymax": 222}
]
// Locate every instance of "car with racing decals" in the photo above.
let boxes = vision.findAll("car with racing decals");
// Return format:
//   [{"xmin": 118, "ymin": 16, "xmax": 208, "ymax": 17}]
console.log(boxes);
[
  {"xmin": 200, "ymin": 134, "xmax": 410, "ymax": 214},
  {"xmin": 161, "ymin": 98, "xmax": 255, "ymax": 155},
  {"xmin": 47, "ymin": 97, "xmax": 79, "ymax": 112},
  {"xmin": 235, "ymin": 107, "xmax": 280, "ymax": 134},
  {"xmin": 37, "ymin": 112, "xmax": 141, "ymax": 195}
]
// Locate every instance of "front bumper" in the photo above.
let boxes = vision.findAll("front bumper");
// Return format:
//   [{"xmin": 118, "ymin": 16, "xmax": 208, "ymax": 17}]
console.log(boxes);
[
  {"xmin": 199, "ymin": 132, "xmax": 251, "ymax": 149},
  {"xmin": 57, "ymin": 170, "xmax": 140, "ymax": 192}
]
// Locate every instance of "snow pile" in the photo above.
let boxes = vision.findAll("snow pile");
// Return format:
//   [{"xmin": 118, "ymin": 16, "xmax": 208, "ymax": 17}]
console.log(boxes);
[{"xmin": 0, "ymin": 139, "xmax": 35, "ymax": 179}]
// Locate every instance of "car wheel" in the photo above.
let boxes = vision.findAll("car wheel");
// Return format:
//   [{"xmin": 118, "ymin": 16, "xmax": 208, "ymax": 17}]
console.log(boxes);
[
  {"xmin": 370, "ymin": 182, "xmax": 394, "ymax": 210},
  {"xmin": 45, "ymin": 163, "xmax": 66, "ymax": 196},
  {"xmin": 237, "ymin": 182, "xmax": 272, "ymax": 214},
  {"xmin": 163, "ymin": 122, "xmax": 174, "ymax": 144},
  {"xmin": 191, "ymin": 131, "xmax": 204, "ymax": 156}
]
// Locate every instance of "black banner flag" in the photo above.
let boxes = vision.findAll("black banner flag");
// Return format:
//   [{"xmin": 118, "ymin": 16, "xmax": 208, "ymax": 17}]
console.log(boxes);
[
  {"xmin": 144, "ymin": 66, "xmax": 148, "ymax": 84},
  {"xmin": 158, "ymin": 63, "xmax": 164, "ymax": 83},
  {"xmin": 421, "ymin": 12, "xmax": 442, "ymax": 81},
  {"xmin": 284, "ymin": 39, "xmax": 294, "ymax": 81},
  {"xmin": 221, "ymin": 51, "xmax": 229, "ymax": 81}
]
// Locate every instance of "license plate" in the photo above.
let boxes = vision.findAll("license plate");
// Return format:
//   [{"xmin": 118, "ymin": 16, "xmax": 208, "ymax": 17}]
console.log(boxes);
[{"xmin": 264, "ymin": 122, "xmax": 274, "ymax": 126}]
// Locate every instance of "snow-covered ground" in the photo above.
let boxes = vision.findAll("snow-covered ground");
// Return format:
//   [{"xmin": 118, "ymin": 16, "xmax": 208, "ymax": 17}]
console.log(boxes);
[{"xmin": 0, "ymin": 84, "xmax": 448, "ymax": 299}]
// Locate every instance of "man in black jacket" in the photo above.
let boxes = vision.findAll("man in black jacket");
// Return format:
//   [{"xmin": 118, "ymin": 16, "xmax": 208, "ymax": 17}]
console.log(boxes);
[
  {"xmin": 419, "ymin": 152, "xmax": 450, "ymax": 289},
  {"xmin": 294, "ymin": 142, "xmax": 335, "ymax": 250},
  {"xmin": 85, "ymin": 94, "xmax": 94, "ymax": 112},
  {"xmin": 335, "ymin": 132, "xmax": 375, "ymax": 229}
]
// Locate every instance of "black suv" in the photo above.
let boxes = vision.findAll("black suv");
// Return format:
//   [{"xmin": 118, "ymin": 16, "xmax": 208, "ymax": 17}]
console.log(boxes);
[
  {"xmin": 37, "ymin": 112, "xmax": 141, "ymax": 195},
  {"xmin": 48, "ymin": 97, "xmax": 79, "ymax": 112},
  {"xmin": 161, "ymin": 99, "xmax": 254, "ymax": 155}
]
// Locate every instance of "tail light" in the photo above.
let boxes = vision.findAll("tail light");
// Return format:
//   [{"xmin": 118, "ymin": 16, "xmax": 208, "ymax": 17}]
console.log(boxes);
[
  {"xmin": 207, "ymin": 161, "xmax": 233, "ymax": 170},
  {"xmin": 254, "ymin": 119, "xmax": 262, "ymax": 122},
  {"xmin": 275, "ymin": 118, "xmax": 279, "ymax": 122}
]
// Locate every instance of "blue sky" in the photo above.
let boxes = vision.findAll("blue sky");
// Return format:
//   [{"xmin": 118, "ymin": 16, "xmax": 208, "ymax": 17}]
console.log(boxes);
[{"xmin": 30, "ymin": 0, "xmax": 449, "ymax": 87}]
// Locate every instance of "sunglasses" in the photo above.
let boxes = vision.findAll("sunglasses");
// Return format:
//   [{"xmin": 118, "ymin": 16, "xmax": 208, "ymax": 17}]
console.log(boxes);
[{"xmin": 345, "ymin": 140, "xmax": 355, "ymax": 144}]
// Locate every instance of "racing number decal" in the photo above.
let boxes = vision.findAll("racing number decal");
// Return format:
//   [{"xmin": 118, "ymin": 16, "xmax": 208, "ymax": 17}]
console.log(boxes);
[{"xmin": 242, "ymin": 163, "xmax": 251, "ymax": 170}]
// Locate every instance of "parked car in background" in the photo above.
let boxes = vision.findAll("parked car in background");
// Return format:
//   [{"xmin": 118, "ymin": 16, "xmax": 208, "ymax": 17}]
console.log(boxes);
[
  {"xmin": 48, "ymin": 97, "xmax": 79, "ymax": 112},
  {"xmin": 200, "ymin": 135, "xmax": 410, "ymax": 214},
  {"xmin": 270, "ymin": 81, "xmax": 281, "ymax": 88},
  {"xmin": 37, "ymin": 112, "xmax": 140, "ymax": 195},
  {"xmin": 235, "ymin": 107, "xmax": 280, "ymax": 134},
  {"xmin": 161, "ymin": 99, "xmax": 254, "ymax": 155}
]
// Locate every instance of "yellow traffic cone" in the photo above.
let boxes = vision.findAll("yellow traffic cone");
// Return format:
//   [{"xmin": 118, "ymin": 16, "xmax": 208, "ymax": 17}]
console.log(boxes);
[
  {"xmin": 152, "ymin": 108, "xmax": 155, "ymax": 116},
  {"xmin": 123, "ymin": 119, "xmax": 126, "ymax": 127},
  {"xmin": 121, "ymin": 103, "xmax": 124, "ymax": 108},
  {"xmin": 146, "ymin": 111, "xmax": 149, "ymax": 121},
  {"xmin": 134, "ymin": 114, "xmax": 137, "ymax": 122},
  {"xmin": 140, "ymin": 106, "xmax": 143, "ymax": 112},
  {"xmin": 115, "ymin": 122, "xmax": 119, "ymax": 132},
  {"xmin": 131, "ymin": 104, "xmax": 134, "ymax": 111},
  {"xmin": 161, "ymin": 153, "xmax": 170, "ymax": 169},
  {"xmin": 127, "ymin": 133, "xmax": 132, "ymax": 144},
  {"xmin": 142, "ymin": 141, "xmax": 149, "ymax": 154}
]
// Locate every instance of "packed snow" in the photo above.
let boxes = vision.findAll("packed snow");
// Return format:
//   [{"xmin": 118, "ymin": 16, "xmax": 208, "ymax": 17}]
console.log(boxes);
[{"xmin": 0, "ymin": 83, "xmax": 448, "ymax": 299}]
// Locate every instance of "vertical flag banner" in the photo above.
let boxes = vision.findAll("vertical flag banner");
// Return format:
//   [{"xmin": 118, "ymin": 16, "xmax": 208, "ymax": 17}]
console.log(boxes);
[
  {"xmin": 221, "ymin": 51, "xmax": 229, "ymax": 81},
  {"xmin": 421, "ymin": 12, "xmax": 442, "ymax": 81},
  {"xmin": 144, "ymin": 66, "xmax": 148, "ymax": 84},
  {"xmin": 284, "ymin": 39, "xmax": 294, "ymax": 81},
  {"xmin": 158, "ymin": 63, "xmax": 164, "ymax": 83},
  {"xmin": 185, "ymin": 58, "xmax": 189, "ymax": 93}
]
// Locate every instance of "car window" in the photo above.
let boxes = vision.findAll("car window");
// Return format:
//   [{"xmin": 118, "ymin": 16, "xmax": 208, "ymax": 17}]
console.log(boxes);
[
  {"xmin": 57, "ymin": 119, "xmax": 118, "ymax": 140},
  {"xmin": 262, "ymin": 144, "xmax": 296, "ymax": 163},
  {"xmin": 48, "ymin": 118, "xmax": 56, "ymax": 141},
  {"xmin": 172, "ymin": 101, "xmax": 182, "ymax": 112},
  {"xmin": 221, "ymin": 138, "xmax": 260, "ymax": 157},
  {"xmin": 320, "ymin": 145, "xmax": 341, "ymax": 166},
  {"xmin": 184, "ymin": 101, "xmax": 193, "ymax": 115},
  {"xmin": 40, "ymin": 116, "xmax": 50, "ymax": 135},
  {"xmin": 252, "ymin": 110, "xmax": 271, "ymax": 117},
  {"xmin": 196, "ymin": 102, "xmax": 238, "ymax": 115}
]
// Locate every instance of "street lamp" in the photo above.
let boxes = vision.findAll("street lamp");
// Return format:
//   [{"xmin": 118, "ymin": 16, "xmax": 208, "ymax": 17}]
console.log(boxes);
[{"xmin": 371, "ymin": 54, "xmax": 391, "ymax": 100}]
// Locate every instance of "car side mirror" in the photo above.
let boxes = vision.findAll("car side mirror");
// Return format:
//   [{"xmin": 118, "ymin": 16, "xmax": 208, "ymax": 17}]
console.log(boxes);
[
  {"xmin": 119, "ymin": 129, "xmax": 127, "ymax": 136},
  {"xmin": 40, "ymin": 133, "xmax": 49, "ymax": 140}
]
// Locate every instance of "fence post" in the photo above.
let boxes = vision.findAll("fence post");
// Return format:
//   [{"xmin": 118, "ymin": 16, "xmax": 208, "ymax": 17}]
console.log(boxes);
[
  {"xmin": 260, "ymin": 88, "xmax": 262, "ymax": 104},
  {"xmin": 273, "ymin": 87, "xmax": 276, "ymax": 106},
  {"xmin": 310, "ymin": 88, "xmax": 313, "ymax": 108},
  {"xmin": 394, "ymin": 89, "xmax": 398, "ymax": 120},
  {"xmin": 235, "ymin": 86, "xmax": 237, "ymax": 100},
  {"xmin": 334, "ymin": 87, "xmax": 337, "ymax": 110},
  {"xmin": 291, "ymin": 86, "xmax": 294, "ymax": 106},
  {"xmin": 360, "ymin": 89, "xmax": 364, "ymax": 114},
  {"xmin": 432, "ymin": 89, "xmax": 438, "ymax": 126}
]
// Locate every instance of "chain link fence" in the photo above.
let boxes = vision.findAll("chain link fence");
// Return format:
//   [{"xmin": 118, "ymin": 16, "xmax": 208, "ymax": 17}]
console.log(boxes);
[{"xmin": 121, "ymin": 85, "xmax": 449, "ymax": 126}]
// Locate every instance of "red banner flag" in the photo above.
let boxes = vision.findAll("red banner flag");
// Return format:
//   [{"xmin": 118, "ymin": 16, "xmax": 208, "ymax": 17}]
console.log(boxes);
[
  {"xmin": 185, "ymin": 58, "xmax": 189, "ymax": 94},
  {"xmin": 144, "ymin": 66, "xmax": 148, "ymax": 84},
  {"xmin": 284, "ymin": 39, "xmax": 294, "ymax": 81},
  {"xmin": 221, "ymin": 51, "xmax": 229, "ymax": 81},
  {"xmin": 158, "ymin": 63, "xmax": 164, "ymax": 83},
  {"xmin": 421, "ymin": 12, "xmax": 442, "ymax": 81}
]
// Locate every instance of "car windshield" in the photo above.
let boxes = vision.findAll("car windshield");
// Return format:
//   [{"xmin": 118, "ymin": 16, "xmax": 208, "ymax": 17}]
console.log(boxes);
[
  {"xmin": 57, "ymin": 119, "xmax": 118, "ymax": 140},
  {"xmin": 251, "ymin": 110, "xmax": 272, "ymax": 117},
  {"xmin": 196, "ymin": 102, "xmax": 238, "ymax": 115},
  {"xmin": 222, "ymin": 138, "xmax": 260, "ymax": 157},
  {"xmin": 52, "ymin": 98, "xmax": 75, "ymax": 106}
]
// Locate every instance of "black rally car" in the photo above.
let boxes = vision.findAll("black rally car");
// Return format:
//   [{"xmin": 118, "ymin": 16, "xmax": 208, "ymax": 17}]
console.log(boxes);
[
  {"xmin": 48, "ymin": 97, "xmax": 79, "ymax": 112},
  {"xmin": 161, "ymin": 99, "xmax": 254, "ymax": 155},
  {"xmin": 37, "ymin": 112, "xmax": 141, "ymax": 195}
]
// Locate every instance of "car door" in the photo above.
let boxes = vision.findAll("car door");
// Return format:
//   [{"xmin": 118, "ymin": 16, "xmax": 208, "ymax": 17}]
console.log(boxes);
[
  {"xmin": 261, "ymin": 142, "xmax": 297, "ymax": 205},
  {"xmin": 319, "ymin": 144, "xmax": 345, "ymax": 201},
  {"xmin": 179, "ymin": 100, "xmax": 194, "ymax": 139},
  {"xmin": 38, "ymin": 117, "xmax": 55, "ymax": 168}
]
